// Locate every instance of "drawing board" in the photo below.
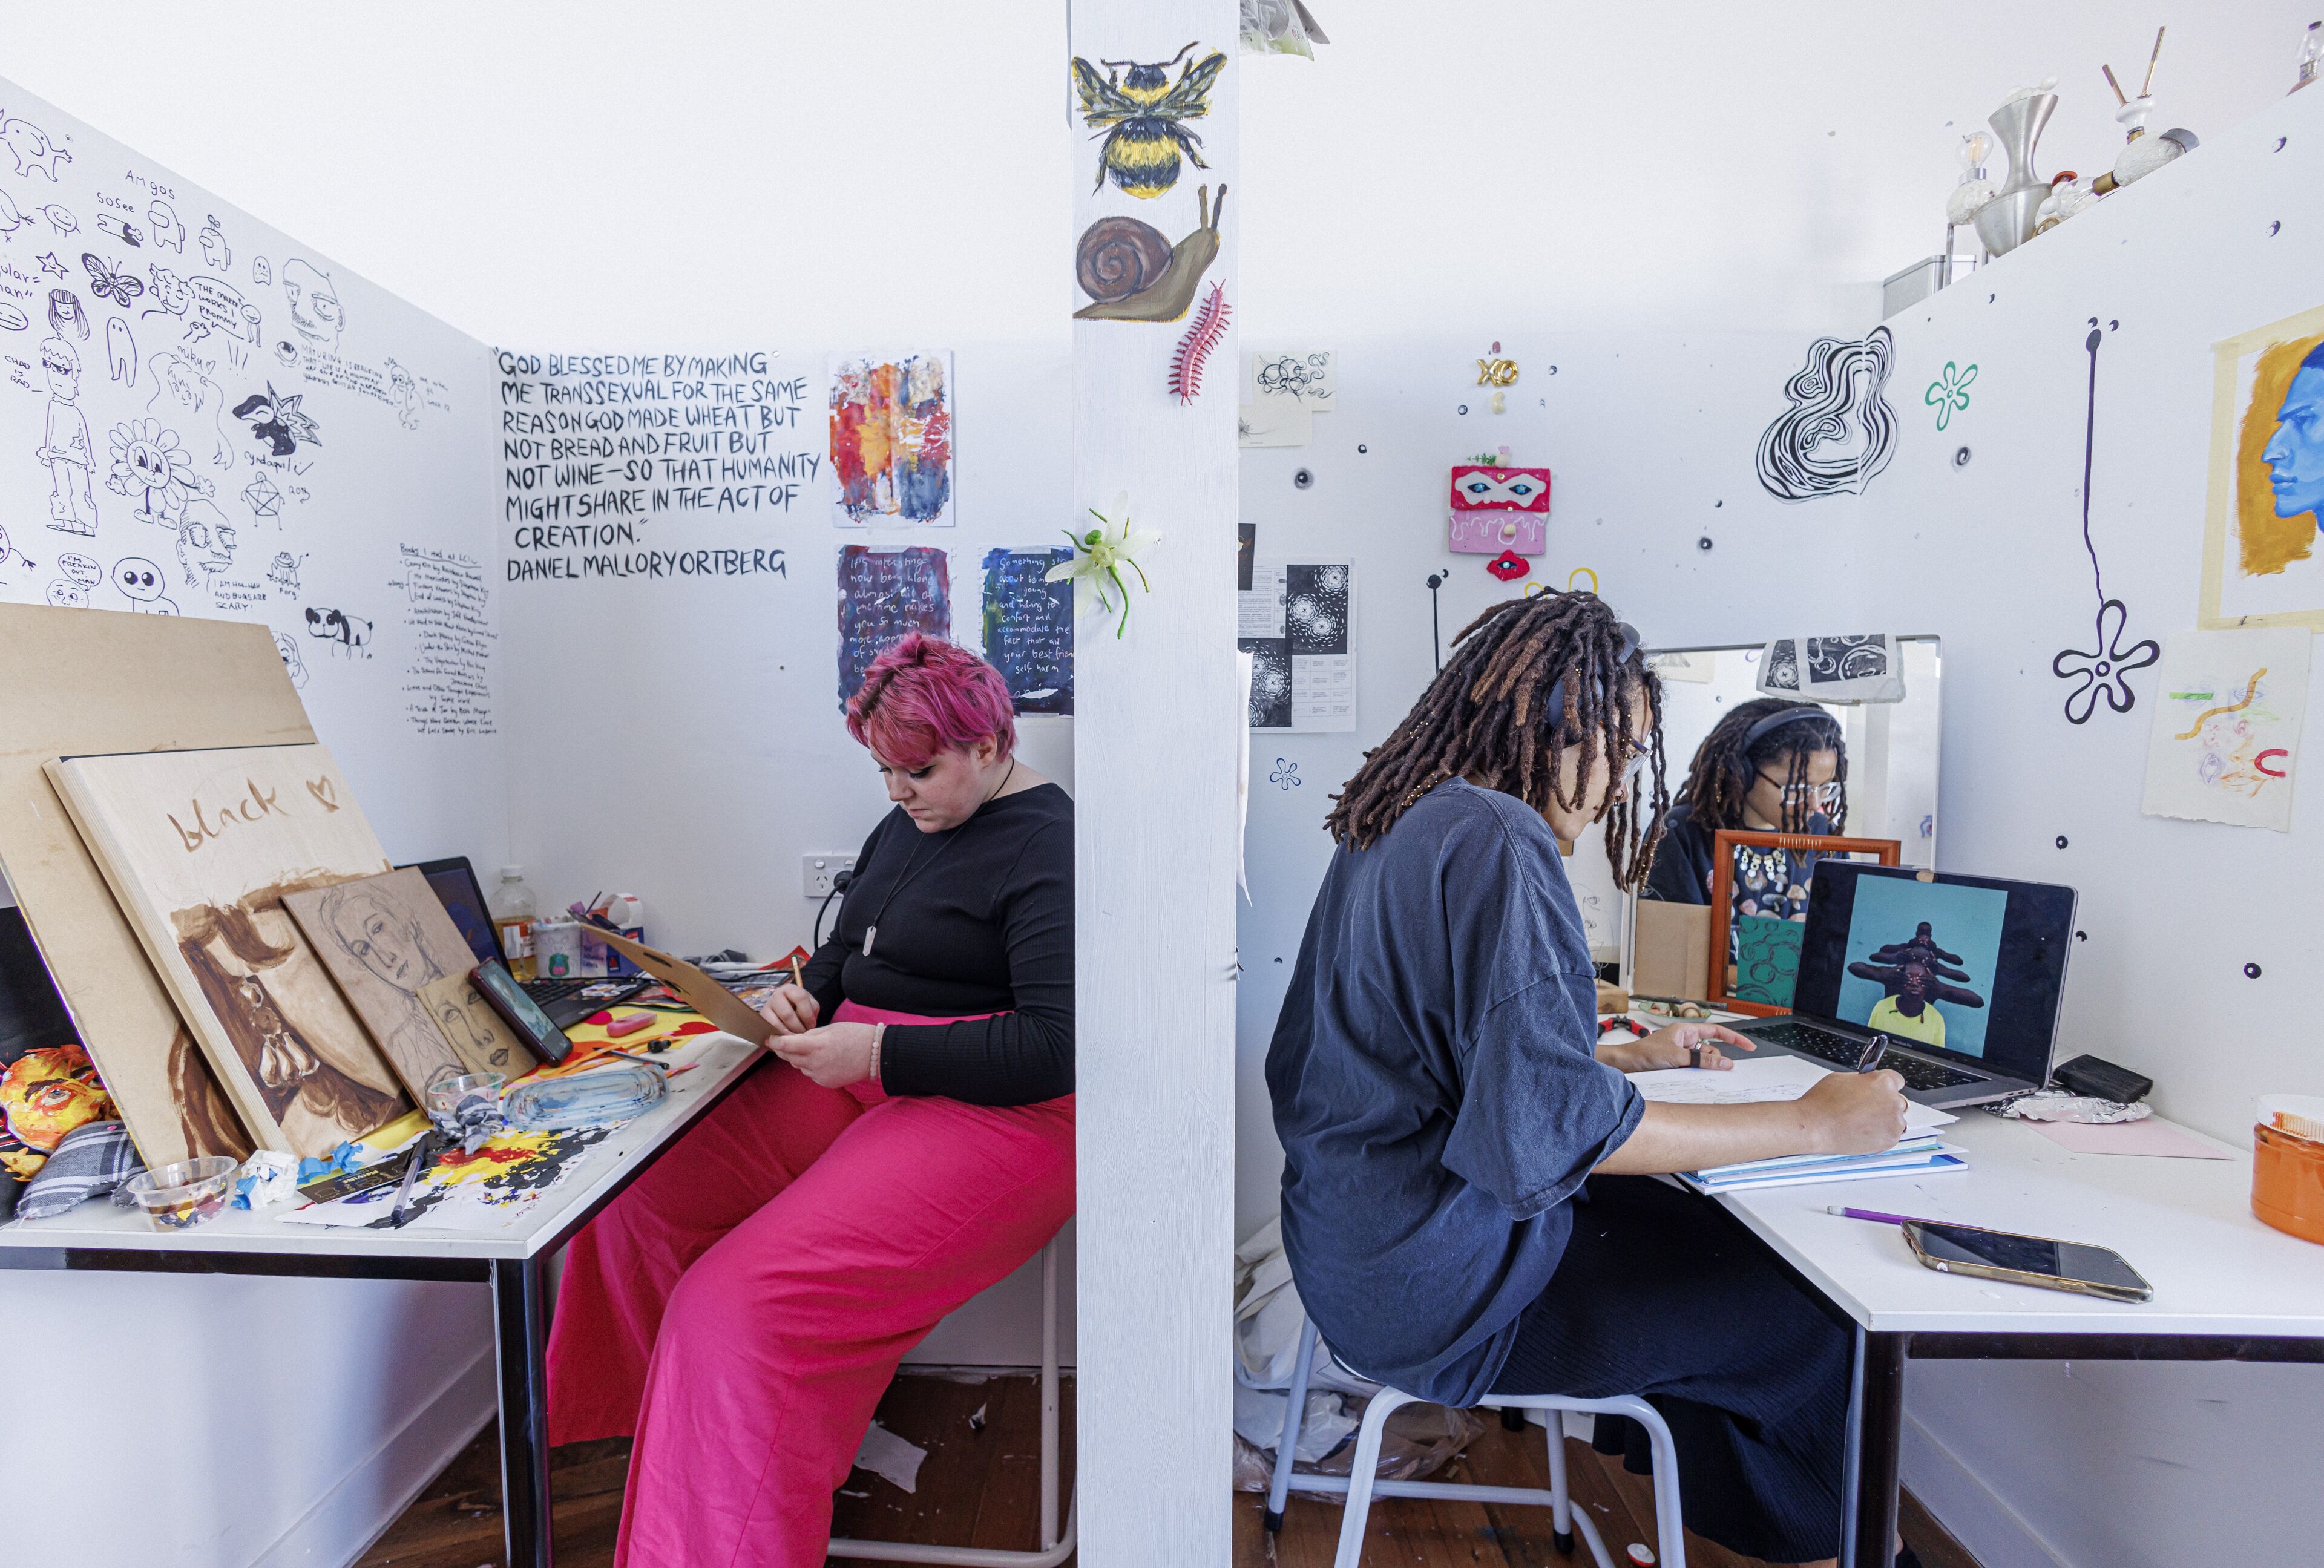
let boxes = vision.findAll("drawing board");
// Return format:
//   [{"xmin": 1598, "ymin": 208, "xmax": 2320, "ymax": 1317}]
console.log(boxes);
[{"xmin": 45, "ymin": 742, "xmax": 410, "ymax": 1157}]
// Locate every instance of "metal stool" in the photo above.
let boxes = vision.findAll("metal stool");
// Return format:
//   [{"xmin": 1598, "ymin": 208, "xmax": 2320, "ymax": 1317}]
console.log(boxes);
[
  {"xmin": 828, "ymin": 1235, "xmax": 1076, "ymax": 1565},
  {"xmin": 1264, "ymin": 1317, "xmax": 1686, "ymax": 1568}
]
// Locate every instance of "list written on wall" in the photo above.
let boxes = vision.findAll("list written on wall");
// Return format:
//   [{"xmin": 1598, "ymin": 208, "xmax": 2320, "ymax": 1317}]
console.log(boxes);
[
  {"xmin": 499, "ymin": 350, "xmax": 819, "ymax": 583},
  {"xmin": 393, "ymin": 544, "xmax": 498, "ymax": 736}
]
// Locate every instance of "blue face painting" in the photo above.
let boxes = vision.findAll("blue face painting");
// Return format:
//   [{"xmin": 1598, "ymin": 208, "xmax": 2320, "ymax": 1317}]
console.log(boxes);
[{"xmin": 2261, "ymin": 364, "xmax": 2324, "ymax": 526}]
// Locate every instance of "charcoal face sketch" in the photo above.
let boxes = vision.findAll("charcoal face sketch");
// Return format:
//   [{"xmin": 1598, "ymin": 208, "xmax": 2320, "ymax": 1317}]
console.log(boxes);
[
  {"xmin": 1755, "ymin": 327, "xmax": 1900, "ymax": 501},
  {"xmin": 48, "ymin": 288, "xmax": 87, "ymax": 340},
  {"xmin": 280, "ymin": 259, "xmax": 343, "ymax": 352},
  {"xmin": 234, "ymin": 383, "xmax": 320, "ymax": 456},
  {"xmin": 82, "ymin": 252, "xmax": 143, "ymax": 309},
  {"xmin": 104, "ymin": 314, "xmax": 134, "ymax": 385},
  {"xmin": 305, "ymin": 606, "xmax": 372, "ymax": 656},
  {"xmin": 146, "ymin": 200, "xmax": 182, "ymax": 252},
  {"xmin": 36, "ymin": 336, "xmax": 99, "ymax": 536},
  {"xmin": 105, "ymin": 417, "xmax": 211, "ymax": 525},
  {"xmin": 110, "ymin": 556, "xmax": 177, "ymax": 614},
  {"xmin": 272, "ymin": 631, "xmax": 309, "ymax": 689},
  {"xmin": 2, "ymin": 116, "xmax": 71, "ymax": 180},
  {"xmin": 2052, "ymin": 320, "xmax": 2159, "ymax": 724}
]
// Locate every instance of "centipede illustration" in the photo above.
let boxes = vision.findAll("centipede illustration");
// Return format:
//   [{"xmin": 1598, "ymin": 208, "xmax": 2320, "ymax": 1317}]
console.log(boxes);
[{"xmin": 1167, "ymin": 281, "xmax": 1230, "ymax": 404}]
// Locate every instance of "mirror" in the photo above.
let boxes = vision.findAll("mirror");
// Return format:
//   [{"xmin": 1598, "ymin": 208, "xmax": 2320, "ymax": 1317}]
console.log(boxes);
[{"xmin": 1562, "ymin": 638, "xmax": 1942, "ymax": 1002}]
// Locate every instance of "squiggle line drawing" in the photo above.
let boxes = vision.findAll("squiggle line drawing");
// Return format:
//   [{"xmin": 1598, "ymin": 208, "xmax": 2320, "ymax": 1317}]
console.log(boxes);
[{"xmin": 1755, "ymin": 327, "xmax": 1899, "ymax": 500}]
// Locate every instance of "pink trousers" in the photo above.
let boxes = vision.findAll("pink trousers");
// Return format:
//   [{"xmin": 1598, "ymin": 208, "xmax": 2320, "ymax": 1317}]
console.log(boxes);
[{"xmin": 545, "ymin": 1002, "xmax": 1076, "ymax": 1567}]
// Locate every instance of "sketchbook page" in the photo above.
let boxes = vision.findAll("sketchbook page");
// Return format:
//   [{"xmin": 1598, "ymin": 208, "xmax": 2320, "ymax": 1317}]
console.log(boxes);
[
  {"xmin": 1627, "ymin": 1055, "xmax": 1955, "ymax": 1133},
  {"xmin": 2140, "ymin": 628, "xmax": 2310, "ymax": 832}
]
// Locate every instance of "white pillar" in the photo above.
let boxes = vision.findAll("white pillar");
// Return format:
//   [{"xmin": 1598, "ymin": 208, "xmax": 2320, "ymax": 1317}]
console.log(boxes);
[{"xmin": 1068, "ymin": 4, "xmax": 1239, "ymax": 1561}]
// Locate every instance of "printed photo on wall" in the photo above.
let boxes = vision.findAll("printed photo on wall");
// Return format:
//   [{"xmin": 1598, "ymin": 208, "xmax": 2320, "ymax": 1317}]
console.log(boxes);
[
  {"xmin": 2201, "ymin": 303, "xmax": 2324, "ymax": 629},
  {"xmin": 836, "ymin": 544, "xmax": 950, "ymax": 708},
  {"xmin": 44, "ymin": 743, "xmax": 412, "ymax": 1158},
  {"xmin": 1239, "ymin": 558, "xmax": 1355, "ymax": 731},
  {"xmin": 2141, "ymin": 628, "xmax": 2310, "ymax": 832},
  {"xmin": 979, "ymin": 547, "xmax": 1073, "ymax": 715},
  {"xmin": 829, "ymin": 352, "xmax": 954, "ymax": 529}
]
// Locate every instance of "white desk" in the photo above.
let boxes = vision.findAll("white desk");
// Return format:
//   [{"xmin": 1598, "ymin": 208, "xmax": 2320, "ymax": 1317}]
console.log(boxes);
[
  {"xmin": 1716, "ymin": 1108, "xmax": 2324, "ymax": 1567},
  {"xmin": 0, "ymin": 1029, "xmax": 766, "ymax": 1568}
]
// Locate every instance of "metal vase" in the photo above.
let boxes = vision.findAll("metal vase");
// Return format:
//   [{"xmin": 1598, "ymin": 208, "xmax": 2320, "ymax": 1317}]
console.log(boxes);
[{"xmin": 1972, "ymin": 92, "xmax": 2058, "ymax": 257}]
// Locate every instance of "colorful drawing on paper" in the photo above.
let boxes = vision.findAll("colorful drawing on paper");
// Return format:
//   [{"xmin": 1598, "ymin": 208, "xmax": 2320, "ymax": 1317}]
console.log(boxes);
[
  {"xmin": 2201, "ymin": 303, "xmax": 2324, "ymax": 629},
  {"xmin": 284, "ymin": 1124, "xmax": 615, "ymax": 1232},
  {"xmin": 1730, "ymin": 914, "xmax": 1802, "ymax": 1009},
  {"xmin": 829, "ymin": 352, "xmax": 953, "ymax": 528},
  {"xmin": 1070, "ymin": 44, "xmax": 1227, "ymax": 199},
  {"xmin": 836, "ymin": 545, "xmax": 950, "ymax": 709},
  {"xmin": 979, "ymin": 548, "xmax": 1073, "ymax": 716},
  {"xmin": 1755, "ymin": 327, "xmax": 1897, "ymax": 501},
  {"xmin": 2141, "ymin": 629, "xmax": 2311, "ymax": 832},
  {"xmin": 2053, "ymin": 321, "xmax": 2159, "ymax": 724}
]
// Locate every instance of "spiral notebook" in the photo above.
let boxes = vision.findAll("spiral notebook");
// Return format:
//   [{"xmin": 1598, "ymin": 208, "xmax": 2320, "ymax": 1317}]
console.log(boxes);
[{"xmin": 1626, "ymin": 1055, "xmax": 1966, "ymax": 1194}]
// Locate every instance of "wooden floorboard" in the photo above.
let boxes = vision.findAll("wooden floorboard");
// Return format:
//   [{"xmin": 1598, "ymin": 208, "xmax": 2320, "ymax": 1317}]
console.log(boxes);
[{"xmin": 359, "ymin": 1384, "xmax": 1977, "ymax": 1568}]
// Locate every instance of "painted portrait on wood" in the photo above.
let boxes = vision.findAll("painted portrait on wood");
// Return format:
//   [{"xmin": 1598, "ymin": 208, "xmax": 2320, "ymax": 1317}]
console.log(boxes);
[
  {"xmin": 284, "ymin": 867, "xmax": 528, "ymax": 1092},
  {"xmin": 2202, "ymin": 302, "xmax": 2324, "ymax": 629},
  {"xmin": 45, "ymin": 743, "xmax": 411, "ymax": 1157}
]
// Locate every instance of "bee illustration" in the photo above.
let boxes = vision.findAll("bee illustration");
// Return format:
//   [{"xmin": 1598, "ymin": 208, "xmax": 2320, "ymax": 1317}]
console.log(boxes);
[{"xmin": 1071, "ymin": 43, "xmax": 1228, "ymax": 199}]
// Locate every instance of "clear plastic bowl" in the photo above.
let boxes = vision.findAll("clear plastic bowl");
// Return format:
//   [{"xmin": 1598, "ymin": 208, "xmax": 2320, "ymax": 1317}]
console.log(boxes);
[
  {"xmin": 507, "ymin": 1061, "xmax": 665, "ymax": 1132},
  {"xmin": 123, "ymin": 1155, "xmax": 239, "ymax": 1232}
]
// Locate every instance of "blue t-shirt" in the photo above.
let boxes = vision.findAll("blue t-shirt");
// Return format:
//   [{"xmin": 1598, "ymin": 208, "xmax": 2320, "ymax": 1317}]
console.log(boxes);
[{"xmin": 1267, "ymin": 779, "xmax": 1645, "ymax": 1406}]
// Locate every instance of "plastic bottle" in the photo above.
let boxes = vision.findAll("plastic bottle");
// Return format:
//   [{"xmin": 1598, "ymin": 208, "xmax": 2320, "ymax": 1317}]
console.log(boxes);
[
  {"xmin": 489, "ymin": 865, "xmax": 538, "ymax": 980},
  {"xmin": 2296, "ymin": 21, "xmax": 2323, "ymax": 94}
]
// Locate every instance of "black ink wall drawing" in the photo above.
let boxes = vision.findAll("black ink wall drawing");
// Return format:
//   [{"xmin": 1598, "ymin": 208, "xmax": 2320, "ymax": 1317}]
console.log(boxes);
[
  {"xmin": 234, "ymin": 383, "xmax": 321, "ymax": 456},
  {"xmin": 304, "ymin": 606, "xmax": 372, "ymax": 657},
  {"xmin": 1755, "ymin": 327, "xmax": 1899, "ymax": 501},
  {"xmin": 2051, "ymin": 320, "xmax": 2159, "ymax": 724},
  {"xmin": 2, "ymin": 117, "xmax": 71, "ymax": 180}
]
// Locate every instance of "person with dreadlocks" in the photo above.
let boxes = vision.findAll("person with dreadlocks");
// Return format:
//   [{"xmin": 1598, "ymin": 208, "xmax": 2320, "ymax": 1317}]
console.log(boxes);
[
  {"xmin": 1269, "ymin": 592, "xmax": 1909, "ymax": 1568},
  {"xmin": 547, "ymin": 634, "xmax": 1075, "ymax": 1567},
  {"xmin": 1642, "ymin": 697, "xmax": 1848, "ymax": 914}
]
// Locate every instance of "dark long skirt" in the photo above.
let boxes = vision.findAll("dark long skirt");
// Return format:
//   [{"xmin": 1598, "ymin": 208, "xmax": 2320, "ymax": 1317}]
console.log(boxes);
[{"xmin": 1489, "ymin": 1175, "xmax": 1853, "ymax": 1564}]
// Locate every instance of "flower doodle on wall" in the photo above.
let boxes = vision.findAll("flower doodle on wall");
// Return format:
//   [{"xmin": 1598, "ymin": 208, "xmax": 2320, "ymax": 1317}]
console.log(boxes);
[
  {"xmin": 105, "ymin": 418, "xmax": 209, "ymax": 525},
  {"xmin": 1270, "ymin": 758, "xmax": 1301, "ymax": 790},
  {"xmin": 2051, "ymin": 320, "xmax": 2159, "ymax": 724},
  {"xmin": 1924, "ymin": 361, "xmax": 1977, "ymax": 430},
  {"xmin": 1047, "ymin": 491, "xmax": 1159, "ymax": 638}
]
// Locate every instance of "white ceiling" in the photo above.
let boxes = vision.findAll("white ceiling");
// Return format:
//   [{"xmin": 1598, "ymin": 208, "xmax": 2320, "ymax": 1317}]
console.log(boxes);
[{"xmin": 4, "ymin": 1, "xmax": 2314, "ymax": 344}]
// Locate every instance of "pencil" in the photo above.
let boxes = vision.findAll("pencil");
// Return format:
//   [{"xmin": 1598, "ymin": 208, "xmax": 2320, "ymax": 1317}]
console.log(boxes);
[{"xmin": 790, "ymin": 954, "xmax": 804, "ymax": 989}]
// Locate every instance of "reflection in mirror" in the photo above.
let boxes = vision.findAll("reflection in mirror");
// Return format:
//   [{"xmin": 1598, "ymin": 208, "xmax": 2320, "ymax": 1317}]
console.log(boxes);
[{"xmin": 1566, "ymin": 638, "xmax": 1941, "ymax": 1000}]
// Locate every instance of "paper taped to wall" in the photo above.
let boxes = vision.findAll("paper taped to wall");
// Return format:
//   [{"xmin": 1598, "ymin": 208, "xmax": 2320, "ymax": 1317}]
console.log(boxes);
[{"xmin": 2141, "ymin": 628, "xmax": 2309, "ymax": 832}]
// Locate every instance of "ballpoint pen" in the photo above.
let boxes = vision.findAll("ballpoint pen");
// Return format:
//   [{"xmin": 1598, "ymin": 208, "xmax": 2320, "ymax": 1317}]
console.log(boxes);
[{"xmin": 1858, "ymin": 1034, "xmax": 1891, "ymax": 1074}]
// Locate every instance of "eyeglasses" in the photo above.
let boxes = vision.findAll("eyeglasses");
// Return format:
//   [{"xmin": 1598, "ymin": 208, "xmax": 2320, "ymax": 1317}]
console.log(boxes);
[{"xmin": 1756, "ymin": 769, "xmax": 1840, "ymax": 805}]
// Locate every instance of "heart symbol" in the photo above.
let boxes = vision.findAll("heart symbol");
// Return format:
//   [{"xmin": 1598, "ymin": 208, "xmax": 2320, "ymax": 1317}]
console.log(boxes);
[{"xmin": 306, "ymin": 776, "xmax": 340, "ymax": 812}]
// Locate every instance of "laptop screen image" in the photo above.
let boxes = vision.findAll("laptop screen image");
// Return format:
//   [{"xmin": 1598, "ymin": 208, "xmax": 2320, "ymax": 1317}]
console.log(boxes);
[{"xmin": 1793, "ymin": 863, "xmax": 2076, "ymax": 1086}]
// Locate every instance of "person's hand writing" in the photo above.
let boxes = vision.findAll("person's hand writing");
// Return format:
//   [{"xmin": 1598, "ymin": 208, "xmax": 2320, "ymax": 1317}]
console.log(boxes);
[
  {"xmin": 767, "ymin": 1021, "xmax": 875, "ymax": 1089},
  {"xmin": 1797, "ymin": 1069, "xmax": 1909, "ymax": 1155},
  {"xmin": 1595, "ymin": 1020, "xmax": 1756, "ymax": 1075},
  {"xmin": 757, "ymin": 983, "xmax": 821, "ymax": 1037}
]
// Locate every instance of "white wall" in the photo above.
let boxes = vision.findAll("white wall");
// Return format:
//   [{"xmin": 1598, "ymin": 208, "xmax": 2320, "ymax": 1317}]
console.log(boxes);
[{"xmin": 0, "ymin": 77, "xmax": 505, "ymax": 1568}]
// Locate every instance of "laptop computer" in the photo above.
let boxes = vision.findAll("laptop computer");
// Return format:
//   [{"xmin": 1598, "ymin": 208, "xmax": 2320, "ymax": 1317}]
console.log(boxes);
[
  {"xmin": 402, "ymin": 857, "xmax": 646, "ymax": 1028},
  {"xmin": 1724, "ymin": 862, "xmax": 2077, "ymax": 1109}
]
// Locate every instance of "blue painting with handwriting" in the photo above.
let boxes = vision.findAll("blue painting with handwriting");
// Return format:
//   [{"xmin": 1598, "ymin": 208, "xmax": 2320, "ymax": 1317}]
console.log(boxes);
[
  {"xmin": 836, "ymin": 545, "xmax": 950, "ymax": 707},
  {"xmin": 980, "ymin": 548, "xmax": 1073, "ymax": 715}
]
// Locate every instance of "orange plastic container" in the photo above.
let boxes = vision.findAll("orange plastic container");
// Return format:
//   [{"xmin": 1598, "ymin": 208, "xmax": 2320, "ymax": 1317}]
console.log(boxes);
[{"xmin": 2251, "ymin": 1095, "xmax": 2324, "ymax": 1245}]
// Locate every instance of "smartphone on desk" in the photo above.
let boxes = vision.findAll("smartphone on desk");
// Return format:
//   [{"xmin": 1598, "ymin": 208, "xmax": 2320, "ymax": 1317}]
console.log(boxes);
[
  {"xmin": 1902, "ymin": 1219, "xmax": 2153, "ymax": 1304},
  {"xmin": 471, "ymin": 957, "xmax": 571, "ymax": 1064}
]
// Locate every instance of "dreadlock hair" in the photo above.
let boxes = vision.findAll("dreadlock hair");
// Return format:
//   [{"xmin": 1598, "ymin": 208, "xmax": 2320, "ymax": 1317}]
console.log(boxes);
[
  {"xmin": 1324, "ymin": 591, "xmax": 1669, "ymax": 890},
  {"xmin": 1677, "ymin": 697, "xmax": 1848, "ymax": 836}
]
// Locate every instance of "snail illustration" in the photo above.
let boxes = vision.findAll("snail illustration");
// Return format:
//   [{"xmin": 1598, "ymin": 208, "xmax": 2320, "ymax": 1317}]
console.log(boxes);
[{"xmin": 1073, "ymin": 183, "xmax": 1226, "ymax": 324}]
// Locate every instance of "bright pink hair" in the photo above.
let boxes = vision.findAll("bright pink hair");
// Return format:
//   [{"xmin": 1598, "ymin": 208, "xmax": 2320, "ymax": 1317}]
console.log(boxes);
[{"xmin": 845, "ymin": 634, "xmax": 1017, "ymax": 769}]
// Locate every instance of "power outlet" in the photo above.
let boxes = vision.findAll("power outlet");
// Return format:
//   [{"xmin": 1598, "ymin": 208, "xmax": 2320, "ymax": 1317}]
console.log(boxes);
[{"xmin": 801, "ymin": 853, "xmax": 857, "ymax": 899}]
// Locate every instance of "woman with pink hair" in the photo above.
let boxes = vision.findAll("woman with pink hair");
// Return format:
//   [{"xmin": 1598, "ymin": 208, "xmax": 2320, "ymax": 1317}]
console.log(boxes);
[{"xmin": 546, "ymin": 634, "xmax": 1073, "ymax": 1566}]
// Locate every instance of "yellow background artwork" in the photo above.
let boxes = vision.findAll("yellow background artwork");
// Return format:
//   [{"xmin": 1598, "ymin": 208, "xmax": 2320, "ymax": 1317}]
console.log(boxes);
[{"xmin": 2202, "ymin": 303, "xmax": 2324, "ymax": 629}]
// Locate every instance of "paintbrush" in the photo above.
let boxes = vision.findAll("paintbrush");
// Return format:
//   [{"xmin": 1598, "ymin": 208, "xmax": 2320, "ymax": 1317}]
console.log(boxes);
[
  {"xmin": 2102, "ymin": 63, "xmax": 2127, "ymax": 107},
  {"xmin": 2141, "ymin": 26, "xmax": 2165, "ymax": 99}
]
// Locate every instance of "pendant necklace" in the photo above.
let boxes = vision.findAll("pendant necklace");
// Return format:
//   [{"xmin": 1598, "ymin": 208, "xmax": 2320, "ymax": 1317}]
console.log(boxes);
[{"xmin": 863, "ymin": 758, "xmax": 1017, "ymax": 958}]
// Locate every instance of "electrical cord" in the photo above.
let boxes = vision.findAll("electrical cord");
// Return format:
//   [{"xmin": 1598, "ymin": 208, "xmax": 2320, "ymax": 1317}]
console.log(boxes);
[{"xmin": 812, "ymin": 868, "xmax": 853, "ymax": 952}]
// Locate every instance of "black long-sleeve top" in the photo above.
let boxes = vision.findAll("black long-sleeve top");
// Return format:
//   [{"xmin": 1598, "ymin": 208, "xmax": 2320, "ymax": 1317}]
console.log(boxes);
[{"xmin": 798, "ymin": 783, "xmax": 1073, "ymax": 1105}]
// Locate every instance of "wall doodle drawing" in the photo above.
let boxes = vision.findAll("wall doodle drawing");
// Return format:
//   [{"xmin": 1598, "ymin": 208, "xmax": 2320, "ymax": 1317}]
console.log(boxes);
[
  {"xmin": 251, "ymin": 255, "xmax": 270, "ymax": 285},
  {"xmin": 36, "ymin": 251, "xmax": 66, "ymax": 278},
  {"xmin": 92, "ymin": 212, "xmax": 143, "ymax": 248},
  {"xmin": 110, "ymin": 555, "xmax": 176, "ymax": 614},
  {"xmin": 0, "ymin": 522, "xmax": 35, "ymax": 586},
  {"xmin": 36, "ymin": 335, "xmax": 98, "ymax": 535},
  {"xmin": 304, "ymin": 605, "xmax": 372, "ymax": 657},
  {"xmin": 39, "ymin": 205, "xmax": 75, "ymax": 236},
  {"xmin": 44, "ymin": 550, "xmax": 99, "ymax": 608},
  {"xmin": 147, "ymin": 200, "xmax": 182, "ymax": 252},
  {"xmin": 82, "ymin": 252, "xmax": 142, "ymax": 309},
  {"xmin": 105, "ymin": 417, "xmax": 210, "ymax": 525},
  {"xmin": 1, "ymin": 116, "xmax": 71, "ymax": 180},
  {"xmin": 48, "ymin": 288, "xmax": 88, "ymax": 340},
  {"xmin": 272, "ymin": 630, "xmax": 308, "ymax": 689},
  {"xmin": 176, "ymin": 514, "xmax": 235, "ymax": 588},
  {"xmin": 0, "ymin": 189, "xmax": 33, "ymax": 235},
  {"xmin": 234, "ymin": 382, "xmax": 321, "ymax": 455},
  {"xmin": 142, "ymin": 262, "xmax": 188, "ymax": 321},
  {"xmin": 143, "ymin": 349, "xmax": 235, "ymax": 468},
  {"xmin": 197, "ymin": 213, "xmax": 228, "ymax": 271},
  {"xmin": 281, "ymin": 259, "xmax": 343, "ymax": 352},
  {"xmin": 1754, "ymin": 326, "xmax": 1899, "ymax": 501},
  {"xmin": 2052, "ymin": 320, "xmax": 2159, "ymax": 723},
  {"xmin": 104, "ymin": 315, "xmax": 134, "ymax": 385}
]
